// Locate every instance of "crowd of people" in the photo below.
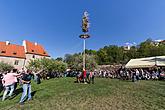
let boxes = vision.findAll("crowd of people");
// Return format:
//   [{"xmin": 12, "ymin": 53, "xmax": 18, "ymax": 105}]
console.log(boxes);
[
  {"xmin": 0, "ymin": 68, "xmax": 42, "ymax": 104},
  {"xmin": 64, "ymin": 66, "xmax": 165, "ymax": 84},
  {"xmin": 1, "ymin": 65, "xmax": 165, "ymax": 105},
  {"xmin": 75, "ymin": 69, "xmax": 95, "ymax": 84},
  {"xmin": 94, "ymin": 67, "xmax": 165, "ymax": 82},
  {"xmin": 0, "ymin": 67, "xmax": 66, "ymax": 104}
]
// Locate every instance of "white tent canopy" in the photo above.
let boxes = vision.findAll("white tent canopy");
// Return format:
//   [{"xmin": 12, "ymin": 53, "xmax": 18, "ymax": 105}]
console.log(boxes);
[
  {"xmin": 156, "ymin": 56, "xmax": 165, "ymax": 66},
  {"xmin": 125, "ymin": 56, "xmax": 165, "ymax": 68}
]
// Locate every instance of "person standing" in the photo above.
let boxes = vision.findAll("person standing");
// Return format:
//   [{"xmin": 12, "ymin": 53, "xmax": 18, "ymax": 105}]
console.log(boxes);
[
  {"xmin": 19, "ymin": 70, "xmax": 33, "ymax": 105},
  {"xmin": 2, "ymin": 69, "xmax": 19, "ymax": 101},
  {"xmin": 33, "ymin": 70, "xmax": 42, "ymax": 84},
  {"xmin": 135, "ymin": 69, "xmax": 140, "ymax": 81},
  {"xmin": 83, "ymin": 69, "xmax": 87, "ymax": 83},
  {"xmin": 89, "ymin": 71, "xmax": 94, "ymax": 84},
  {"xmin": 131, "ymin": 70, "xmax": 136, "ymax": 82},
  {"xmin": 0, "ymin": 73, "xmax": 3, "ymax": 93}
]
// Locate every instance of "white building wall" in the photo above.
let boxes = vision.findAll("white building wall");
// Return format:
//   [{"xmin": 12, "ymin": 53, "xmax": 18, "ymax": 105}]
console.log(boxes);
[
  {"xmin": 0, "ymin": 56, "xmax": 25, "ymax": 70},
  {"xmin": 25, "ymin": 54, "xmax": 50, "ymax": 67},
  {"xmin": 0, "ymin": 54, "xmax": 50, "ymax": 70}
]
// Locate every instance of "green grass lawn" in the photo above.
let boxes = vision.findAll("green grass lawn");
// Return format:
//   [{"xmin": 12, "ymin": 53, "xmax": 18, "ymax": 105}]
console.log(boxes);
[{"xmin": 0, "ymin": 78, "xmax": 165, "ymax": 110}]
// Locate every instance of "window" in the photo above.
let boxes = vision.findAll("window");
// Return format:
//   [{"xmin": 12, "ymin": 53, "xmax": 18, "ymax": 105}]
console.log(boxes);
[
  {"xmin": 1, "ymin": 51, "xmax": 6, "ymax": 53},
  {"xmin": 32, "ymin": 50, "xmax": 34, "ymax": 52},
  {"xmin": 32, "ymin": 55, "xmax": 35, "ymax": 58},
  {"xmin": 43, "ymin": 52, "xmax": 46, "ymax": 54},
  {"xmin": 14, "ymin": 60, "xmax": 19, "ymax": 65},
  {"xmin": 13, "ymin": 52, "xmax": 17, "ymax": 55}
]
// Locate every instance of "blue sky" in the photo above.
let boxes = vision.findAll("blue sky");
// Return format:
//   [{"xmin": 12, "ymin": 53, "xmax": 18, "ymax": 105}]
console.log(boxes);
[{"xmin": 0, "ymin": 0, "xmax": 165, "ymax": 58}]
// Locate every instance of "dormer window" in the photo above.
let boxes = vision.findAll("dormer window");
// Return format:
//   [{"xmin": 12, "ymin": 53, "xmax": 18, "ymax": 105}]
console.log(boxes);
[
  {"xmin": 13, "ymin": 52, "xmax": 17, "ymax": 55},
  {"xmin": 43, "ymin": 52, "xmax": 46, "ymax": 54},
  {"xmin": 1, "ymin": 51, "xmax": 6, "ymax": 53},
  {"xmin": 32, "ymin": 50, "xmax": 34, "ymax": 52}
]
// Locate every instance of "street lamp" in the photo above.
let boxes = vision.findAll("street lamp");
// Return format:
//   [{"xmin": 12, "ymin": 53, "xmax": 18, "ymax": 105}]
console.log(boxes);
[{"xmin": 79, "ymin": 11, "xmax": 90, "ymax": 71}]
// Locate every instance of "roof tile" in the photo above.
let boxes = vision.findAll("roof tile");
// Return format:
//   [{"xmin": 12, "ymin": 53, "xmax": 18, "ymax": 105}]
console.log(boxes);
[
  {"xmin": 0, "ymin": 41, "xmax": 26, "ymax": 59},
  {"xmin": 25, "ymin": 40, "xmax": 49, "ymax": 56}
]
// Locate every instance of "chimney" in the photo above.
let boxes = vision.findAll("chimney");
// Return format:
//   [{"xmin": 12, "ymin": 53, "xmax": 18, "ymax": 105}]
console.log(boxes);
[
  {"xmin": 23, "ymin": 40, "xmax": 27, "ymax": 53},
  {"xmin": 35, "ymin": 42, "xmax": 37, "ymax": 46},
  {"xmin": 6, "ymin": 41, "xmax": 10, "ymax": 45}
]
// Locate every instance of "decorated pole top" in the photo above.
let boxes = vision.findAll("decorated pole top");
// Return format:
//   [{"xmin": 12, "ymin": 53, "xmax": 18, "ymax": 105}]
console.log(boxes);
[
  {"xmin": 82, "ymin": 11, "xmax": 90, "ymax": 33},
  {"xmin": 80, "ymin": 11, "xmax": 90, "ymax": 39}
]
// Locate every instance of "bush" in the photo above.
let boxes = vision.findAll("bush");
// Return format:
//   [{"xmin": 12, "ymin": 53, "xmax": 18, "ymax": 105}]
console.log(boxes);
[
  {"xmin": 0, "ymin": 62, "xmax": 14, "ymax": 73},
  {"xmin": 27, "ymin": 58, "xmax": 67, "ymax": 74}
]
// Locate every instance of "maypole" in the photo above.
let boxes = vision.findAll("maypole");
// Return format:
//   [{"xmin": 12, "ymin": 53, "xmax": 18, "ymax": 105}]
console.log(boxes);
[{"xmin": 79, "ymin": 11, "xmax": 90, "ymax": 71}]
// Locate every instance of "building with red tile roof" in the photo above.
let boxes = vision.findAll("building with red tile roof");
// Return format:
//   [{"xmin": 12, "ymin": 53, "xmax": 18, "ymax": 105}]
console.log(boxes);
[
  {"xmin": 23, "ymin": 40, "xmax": 49, "ymax": 57},
  {"xmin": 0, "ymin": 41, "xmax": 26, "ymax": 59},
  {"xmin": 23, "ymin": 40, "xmax": 50, "ymax": 66},
  {"xmin": 0, "ymin": 40, "xmax": 50, "ymax": 70}
]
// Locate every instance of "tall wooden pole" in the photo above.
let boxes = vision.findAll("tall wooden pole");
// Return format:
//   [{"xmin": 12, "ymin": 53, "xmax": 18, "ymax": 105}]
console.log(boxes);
[
  {"xmin": 79, "ymin": 11, "xmax": 90, "ymax": 71},
  {"xmin": 83, "ymin": 39, "xmax": 86, "ymax": 70}
]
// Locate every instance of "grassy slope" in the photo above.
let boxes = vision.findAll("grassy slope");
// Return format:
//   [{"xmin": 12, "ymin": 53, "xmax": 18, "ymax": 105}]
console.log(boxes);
[{"xmin": 0, "ymin": 78, "xmax": 165, "ymax": 110}]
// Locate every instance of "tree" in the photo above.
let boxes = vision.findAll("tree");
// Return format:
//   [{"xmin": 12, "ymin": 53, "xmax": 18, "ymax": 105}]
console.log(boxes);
[
  {"xmin": 126, "ymin": 46, "xmax": 137, "ymax": 59},
  {"xmin": 64, "ymin": 53, "xmax": 98, "ymax": 71},
  {"xmin": 85, "ymin": 49, "xmax": 97, "ymax": 55},
  {"xmin": 56, "ymin": 57, "xmax": 63, "ymax": 61},
  {"xmin": 64, "ymin": 38, "xmax": 165, "ymax": 66},
  {"xmin": 27, "ymin": 59, "xmax": 41, "ymax": 72},
  {"xmin": 27, "ymin": 58, "xmax": 67, "ymax": 73},
  {"xmin": 96, "ymin": 45, "xmax": 124, "ymax": 64},
  {"xmin": 97, "ymin": 48, "xmax": 109, "ymax": 65},
  {"xmin": 0, "ymin": 62, "xmax": 14, "ymax": 73}
]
